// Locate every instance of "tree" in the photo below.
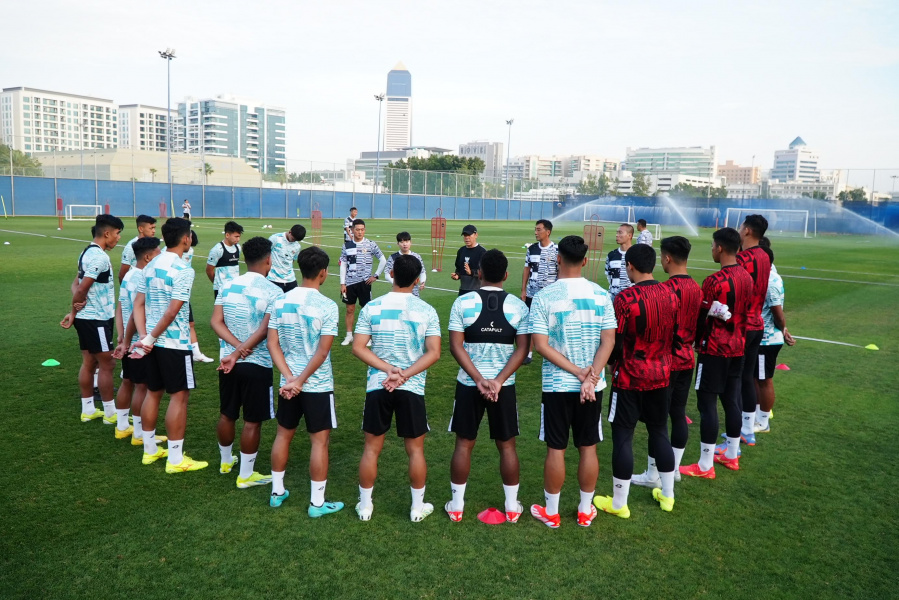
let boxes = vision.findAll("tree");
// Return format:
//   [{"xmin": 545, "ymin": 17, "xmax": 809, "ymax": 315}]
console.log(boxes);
[
  {"xmin": 149, "ymin": 167, "xmax": 157, "ymax": 182},
  {"xmin": 577, "ymin": 173, "xmax": 600, "ymax": 195},
  {"xmin": 802, "ymin": 191, "xmax": 828, "ymax": 200},
  {"xmin": 631, "ymin": 172, "xmax": 651, "ymax": 197},
  {"xmin": 668, "ymin": 182, "xmax": 728, "ymax": 198},
  {"xmin": 204, "ymin": 162, "xmax": 214, "ymax": 179},
  {"xmin": 0, "ymin": 142, "xmax": 42, "ymax": 176},
  {"xmin": 838, "ymin": 188, "xmax": 867, "ymax": 203},
  {"xmin": 383, "ymin": 155, "xmax": 486, "ymax": 195}
]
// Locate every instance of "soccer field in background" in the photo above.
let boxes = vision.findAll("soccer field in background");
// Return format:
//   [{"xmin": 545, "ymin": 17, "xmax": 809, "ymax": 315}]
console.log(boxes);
[{"xmin": 1, "ymin": 216, "xmax": 897, "ymax": 599}]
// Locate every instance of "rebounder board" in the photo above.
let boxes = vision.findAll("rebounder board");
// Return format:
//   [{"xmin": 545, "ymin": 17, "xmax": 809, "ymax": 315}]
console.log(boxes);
[
  {"xmin": 311, "ymin": 202, "xmax": 323, "ymax": 247},
  {"xmin": 584, "ymin": 215, "xmax": 605, "ymax": 281},
  {"xmin": 430, "ymin": 208, "xmax": 447, "ymax": 272}
]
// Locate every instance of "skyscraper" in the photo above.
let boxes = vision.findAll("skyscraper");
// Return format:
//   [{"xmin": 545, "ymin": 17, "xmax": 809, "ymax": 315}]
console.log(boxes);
[
  {"xmin": 384, "ymin": 62, "xmax": 412, "ymax": 151},
  {"xmin": 770, "ymin": 136, "xmax": 820, "ymax": 183}
]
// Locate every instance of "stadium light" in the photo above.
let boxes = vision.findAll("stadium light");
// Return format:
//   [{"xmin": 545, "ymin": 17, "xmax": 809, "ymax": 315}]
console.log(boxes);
[
  {"xmin": 374, "ymin": 93, "xmax": 385, "ymax": 193},
  {"xmin": 505, "ymin": 119, "xmax": 514, "ymax": 199},
  {"xmin": 159, "ymin": 48, "xmax": 177, "ymax": 206}
]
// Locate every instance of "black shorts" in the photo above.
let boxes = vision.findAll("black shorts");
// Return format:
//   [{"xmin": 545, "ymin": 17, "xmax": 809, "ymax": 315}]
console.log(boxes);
[
  {"xmin": 362, "ymin": 389, "xmax": 429, "ymax": 438},
  {"xmin": 213, "ymin": 289, "xmax": 219, "ymax": 300},
  {"xmin": 524, "ymin": 296, "xmax": 533, "ymax": 309},
  {"xmin": 218, "ymin": 362, "xmax": 274, "ymax": 422},
  {"xmin": 608, "ymin": 386, "xmax": 670, "ymax": 429},
  {"xmin": 277, "ymin": 391, "xmax": 336, "ymax": 432},
  {"xmin": 183, "ymin": 212, "xmax": 190, "ymax": 219},
  {"xmin": 188, "ymin": 302, "xmax": 194, "ymax": 324},
  {"xmin": 694, "ymin": 354, "xmax": 743, "ymax": 395},
  {"xmin": 146, "ymin": 347, "xmax": 195, "ymax": 394},
  {"xmin": 121, "ymin": 354, "xmax": 148, "ymax": 385},
  {"xmin": 756, "ymin": 344, "xmax": 782, "ymax": 381},
  {"xmin": 668, "ymin": 369, "xmax": 693, "ymax": 414},
  {"xmin": 743, "ymin": 329, "xmax": 763, "ymax": 377},
  {"xmin": 539, "ymin": 391, "xmax": 603, "ymax": 450},
  {"xmin": 74, "ymin": 318, "xmax": 114, "ymax": 354},
  {"xmin": 449, "ymin": 382, "xmax": 519, "ymax": 442},
  {"xmin": 343, "ymin": 281, "xmax": 372, "ymax": 307},
  {"xmin": 272, "ymin": 280, "xmax": 298, "ymax": 293}
]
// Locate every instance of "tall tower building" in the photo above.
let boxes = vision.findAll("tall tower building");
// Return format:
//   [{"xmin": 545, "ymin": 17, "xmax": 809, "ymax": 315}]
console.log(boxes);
[
  {"xmin": 384, "ymin": 62, "xmax": 412, "ymax": 151},
  {"xmin": 770, "ymin": 136, "xmax": 820, "ymax": 182}
]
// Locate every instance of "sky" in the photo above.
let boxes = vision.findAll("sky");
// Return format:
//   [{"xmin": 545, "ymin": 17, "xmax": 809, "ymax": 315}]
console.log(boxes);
[{"xmin": 2, "ymin": 0, "xmax": 897, "ymax": 177}]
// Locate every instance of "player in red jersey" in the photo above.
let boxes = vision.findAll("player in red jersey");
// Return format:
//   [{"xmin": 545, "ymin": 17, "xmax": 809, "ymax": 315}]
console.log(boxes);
[
  {"xmin": 680, "ymin": 228, "xmax": 753, "ymax": 478},
  {"xmin": 736, "ymin": 215, "xmax": 770, "ymax": 445},
  {"xmin": 631, "ymin": 236, "xmax": 702, "ymax": 488},
  {"xmin": 594, "ymin": 244, "xmax": 679, "ymax": 518}
]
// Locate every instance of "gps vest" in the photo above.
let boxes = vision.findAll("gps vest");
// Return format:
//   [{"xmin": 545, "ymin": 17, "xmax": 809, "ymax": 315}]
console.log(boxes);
[
  {"xmin": 78, "ymin": 244, "xmax": 111, "ymax": 283},
  {"xmin": 464, "ymin": 289, "xmax": 516, "ymax": 345},
  {"xmin": 216, "ymin": 241, "xmax": 240, "ymax": 268}
]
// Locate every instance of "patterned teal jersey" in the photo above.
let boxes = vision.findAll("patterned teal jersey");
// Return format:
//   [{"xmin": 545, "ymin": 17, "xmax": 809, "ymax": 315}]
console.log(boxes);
[
  {"xmin": 355, "ymin": 292, "xmax": 441, "ymax": 396},
  {"xmin": 761, "ymin": 265, "xmax": 785, "ymax": 346},
  {"xmin": 206, "ymin": 242, "xmax": 241, "ymax": 291},
  {"xmin": 119, "ymin": 267, "xmax": 145, "ymax": 345},
  {"xmin": 215, "ymin": 272, "xmax": 283, "ymax": 368},
  {"xmin": 77, "ymin": 244, "xmax": 115, "ymax": 321},
  {"xmin": 121, "ymin": 235, "xmax": 139, "ymax": 268},
  {"xmin": 268, "ymin": 287, "xmax": 339, "ymax": 392},
  {"xmin": 529, "ymin": 277, "xmax": 617, "ymax": 393},
  {"xmin": 182, "ymin": 247, "xmax": 195, "ymax": 268},
  {"xmin": 268, "ymin": 232, "xmax": 301, "ymax": 283},
  {"xmin": 448, "ymin": 288, "xmax": 529, "ymax": 386},
  {"xmin": 139, "ymin": 251, "xmax": 194, "ymax": 350}
]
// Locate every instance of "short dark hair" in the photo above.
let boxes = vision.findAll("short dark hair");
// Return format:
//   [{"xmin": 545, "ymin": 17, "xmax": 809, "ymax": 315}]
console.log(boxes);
[
  {"xmin": 480, "ymin": 249, "xmax": 508, "ymax": 284},
  {"xmin": 625, "ymin": 243, "xmax": 655, "ymax": 274},
  {"xmin": 242, "ymin": 236, "xmax": 272, "ymax": 265},
  {"xmin": 352, "ymin": 219, "xmax": 365, "ymax": 228},
  {"xmin": 742, "ymin": 214, "xmax": 768, "ymax": 238},
  {"xmin": 660, "ymin": 236, "xmax": 692, "ymax": 263},
  {"xmin": 393, "ymin": 254, "xmax": 421, "ymax": 288},
  {"xmin": 161, "ymin": 217, "xmax": 192, "ymax": 248},
  {"xmin": 132, "ymin": 236, "xmax": 160, "ymax": 262},
  {"xmin": 350, "ymin": 206, "xmax": 358, "ymax": 212},
  {"xmin": 396, "ymin": 231, "xmax": 411, "ymax": 242},
  {"xmin": 92, "ymin": 214, "xmax": 124, "ymax": 237},
  {"xmin": 190, "ymin": 230, "xmax": 198, "ymax": 247},
  {"xmin": 536, "ymin": 219, "xmax": 553, "ymax": 231},
  {"xmin": 136, "ymin": 215, "xmax": 156, "ymax": 227},
  {"xmin": 224, "ymin": 221, "xmax": 243, "ymax": 234},
  {"xmin": 290, "ymin": 224, "xmax": 307, "ymax": 242},
  {"xmin": 712, "ymin": 227, "xmax": 741, "ymax": 255},
  {"xmin": 637, "ymin": 218, "xmax": 647, "ymax": 228},
  {"xmin": 619, "ymin": 223, "xmax": 635, "ymax": 236},
  {"xmin": 298, "ymin": 246, "xmax": 330, "ymax": 280},
  {"xmin": 759, "ymin": 236, "xmax": 774, "ymax": 264},
  {"xmin": 558, "ymin": 235, "xmax": 588, "ymax": 264}
]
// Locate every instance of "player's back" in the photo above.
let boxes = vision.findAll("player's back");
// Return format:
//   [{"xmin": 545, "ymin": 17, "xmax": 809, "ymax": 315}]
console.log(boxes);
[
  {"xmin": 612, "ymin": 281, "xmax": 677, "ymax": 391},
  {"xmin": 270, "ymin": 287, "xmax": 338, "ymax": 392},
  {"xmin": 663, "ymin": 275, "xmax": 702, "ymax": 371},
  {"xmin": 142, "ymin": 250, "xmax": 194, "ymax": 349},
  {"xmin": 217, "ymin": 272, "xmax": 283, "ymax": 367},
  {"xmin": 737, "ymin": 246, "xmax": 771, "ymax": 331},
  {"xmin": 698, "ymin": 265, "xmax": 753, "ymax": 357}
]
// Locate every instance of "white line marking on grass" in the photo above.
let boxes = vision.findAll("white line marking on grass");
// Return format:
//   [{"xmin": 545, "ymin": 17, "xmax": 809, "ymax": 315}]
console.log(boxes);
[{"xmin": 792, "ymin": 336, "xmax": 865, "ymax": 348}]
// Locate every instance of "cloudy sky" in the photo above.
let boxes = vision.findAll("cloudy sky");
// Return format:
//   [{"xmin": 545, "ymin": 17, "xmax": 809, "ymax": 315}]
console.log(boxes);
[{"xmin": 2, "ymin": 0, "xmax": 897, "ymax": 179}]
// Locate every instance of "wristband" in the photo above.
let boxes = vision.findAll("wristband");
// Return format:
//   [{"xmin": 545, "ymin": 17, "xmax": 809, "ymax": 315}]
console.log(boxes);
[{"xmin": 141, "ymin": 334, "xmax": 157, "ymax": 348}]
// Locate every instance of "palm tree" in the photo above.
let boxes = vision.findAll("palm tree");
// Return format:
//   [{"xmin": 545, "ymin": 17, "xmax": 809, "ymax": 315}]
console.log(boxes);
[
  {"xmin": 149, "ymin": 167, "xmax": 157, "ymax": 182},
  {"xmin": 204, "ymin": 162, "xmax": 214, "ymax": 181}
]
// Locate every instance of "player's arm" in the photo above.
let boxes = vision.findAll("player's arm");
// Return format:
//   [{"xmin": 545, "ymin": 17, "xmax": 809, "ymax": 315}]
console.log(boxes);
[
  {"xmin": 339, "ymin": 261, "xmax": 347, "ymax": 294},
  {"xmin": 118, "ymin": 263, "xmax": 130, "ymax": 284},
  {"xmin": 384, "ymin": 258, "xmax": 395, "ymax": 283},
  {"xmin": 605, "ymin": 253, "xmax": 613, "ymax": 286},
  {"xmin": 769, "ymin": 304, "xmax": 795, "ymax": 345},
  {"xmin": 72, "ymin": 276, "xmax": 94, "ymax": 310},
  {"xmin": 368, "ymin": 250, "xmax": 387, "ymax": 284},
  {"xmin": 205, "ymin": 264, "xmax": 215, "ymax": 283},
  {"xmin": 210, "ymin": 304, "xmax": 244, "ymax": 350},
  {"xmin": 418, "ymin": 262, "xmax": 426, "ymax": 288},
  {"xmin": 493, "ymin": 332, "xmax": 530, "ymax": 387},
  {"xmin": 113, "ymin": 299, "xmax": 125, "ymax": 357},
  {"xmin": 399, "ymin": 335, "xmax": 441, "ymax": 379},
  {"xmin": 521, "ymin": 258, "xmax": 531, "ymax": 301},
  {"xmin": 288, "ymin": 335, "xmax": 334, "ymax": 394},
  {"xmin": 449, "ymin": 330, "xmax": 485, "ymax": 384},
  {"xmin": 532, "ymin": 333, "xmax": 590, "ymax": 379},
  {"xmin": 147, "ymin": 299, "xmax": 184, "ymax": 342},
  {"xmin": 590, "ymin": 328, "xmax": 616, "ymax": 379}
]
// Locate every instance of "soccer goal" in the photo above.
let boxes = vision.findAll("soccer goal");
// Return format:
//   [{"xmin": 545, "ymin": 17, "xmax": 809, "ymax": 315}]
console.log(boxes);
[
  {"xmin": 724, "ymin": 208, "xmax": 810, "ymax": 238},
  {"xmin": 65, "ymin": 204, "xmax": 102, "ymax": 221},
  {"xmin": 581, "ymin": 204, "xmax": 634, "ymax": 223}
]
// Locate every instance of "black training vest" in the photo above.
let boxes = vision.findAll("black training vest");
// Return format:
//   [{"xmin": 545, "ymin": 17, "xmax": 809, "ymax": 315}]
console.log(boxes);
[
  {"xmin": 216, "ymin": 241, "xmax": 240, "ymax": 268},
  {"xmin": 464, "ymin": 289, "xmax": 516, "ymax": 345},
  {"xmin": 78, "ymin": 244, "xmax": 111, "ymax": 283}
]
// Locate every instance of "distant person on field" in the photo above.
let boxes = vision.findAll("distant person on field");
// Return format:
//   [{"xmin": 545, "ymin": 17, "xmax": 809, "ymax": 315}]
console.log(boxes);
[
  {"xmin": 636, "ymin": 219, "xmax": 653, "ymax": 246},
  {"xmin": 344, "ymin": 207, "xmax": 358, "ymax": 242},
  {"xmin": 268, "ymin": 224, "xmax": 307, "ymax": 293},
  {"xmin": 385, "ymin": 231, "xmax": 427, "ymax": 296},
  {"xmin": 520, "ymin": 219, "xmax": 558, "ymax": 364},
  {"xmin": 451, "ymin": 224, "xmax": 487, "ymax": 296},
  {"xmin": 118, "ymin": 214, "xmax": 157, "ymax": 283},
  {"xmin": 182, "ymin": 199, "xmax": 191, "ymax": 220},
  {"xmin": 605, "ymin": 224, "xmax": 634, "ymax": 299},
  {"xmin": 60, "ymin": 214, "xmax": 125, "ymax": 423},
  {"xmin": 206, "ymin": 221, "xmax": 243, "ymax": 299},
  {"xmin": 339, "ymin": 219, "xmax": 386, "ymax": 346}
]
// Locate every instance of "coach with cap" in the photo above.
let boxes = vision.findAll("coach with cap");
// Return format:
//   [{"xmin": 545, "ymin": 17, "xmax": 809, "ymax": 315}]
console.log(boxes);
[{"xmin": 451, "ymin": 224, "xmax": 487, "ymax": 296}]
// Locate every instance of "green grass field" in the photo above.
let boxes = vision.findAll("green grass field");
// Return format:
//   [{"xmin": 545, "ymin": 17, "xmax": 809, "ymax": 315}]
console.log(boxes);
[{"xmin": 1, "ymin": 216, "xmax": 897, "ymax": 599}]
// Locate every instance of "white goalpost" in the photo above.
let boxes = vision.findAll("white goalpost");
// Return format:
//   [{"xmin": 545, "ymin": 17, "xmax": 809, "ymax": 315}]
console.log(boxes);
[
  {"xmin": 724, "ymin": 208, "xmax": 810, "ymax": 238},
  {"xmin": 582, "ymin": 204, "xmax": 634, "ymax": 223},
  {"xmin": 65, "ymin": 204, "xmax": 102, "ymax": 221}
]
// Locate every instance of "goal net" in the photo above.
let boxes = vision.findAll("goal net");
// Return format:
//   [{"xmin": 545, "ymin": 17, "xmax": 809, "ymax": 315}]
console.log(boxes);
[
  {"xmin": 65, "ymin": 204, "xmax": 102, "ymax": 221},
  {"xmin": 724, "ymin": 208, "xmax": 810, "ymax": 238},
  {"xmin": 582, "ymin": 204, "xmax": 634, "ymax": 224}
]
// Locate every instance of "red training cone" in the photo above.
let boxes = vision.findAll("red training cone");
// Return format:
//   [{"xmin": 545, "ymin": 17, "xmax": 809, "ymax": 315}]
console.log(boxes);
[
  {"xmin": 477, "ymin": 508, "xmax": 506, "ymax": 525},
  {"xmin": 685, "ymin": 416, "xmax": 693, "ymax": 424},
  {"xmin": 775, "ymin": 364, "xmax": 790, "ymax": 371}
]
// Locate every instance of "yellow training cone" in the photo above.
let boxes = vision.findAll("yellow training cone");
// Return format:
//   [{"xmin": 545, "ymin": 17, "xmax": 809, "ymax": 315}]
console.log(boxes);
[{"xmin": 865, "ymin": 344, "xmax": 879, "ymax": 351}]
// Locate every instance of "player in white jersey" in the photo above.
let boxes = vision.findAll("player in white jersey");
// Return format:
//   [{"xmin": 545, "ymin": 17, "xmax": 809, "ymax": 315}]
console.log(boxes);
[
  {"xmin": 184, "ymin": 230, "xmax": 213, "ymax": 363},
  {"xmin": 344, "ymin": 207, "xmax": 358, "ymax": 242},
  {"xmin": 520, "ymin": 219, "xmax": 558, "ymax": 364},
  {"xmin": 605, "ymin": 224, "xmax": 634, "ymax": 299},
  {"xmin": 211, "ymin": 237, "xmax": 284, "ymax": 489},
  {"xmin": 112, "ymin": 237, "xmax": 167, "ymax": 447},
  {"xmin": 181, "ymin": 199, "xmax": 191, "ymax": 220},
  {"xmin": 636, "ymin": 219, "xmax": 654, "ymax": 247},
  {"xmin": 352, "ymin": 255, "xmax": 442, "ymax": 522},
  {"xmin": 118, "ymin": 214, "xmax": 156, "ymax": 283},
  {"xmin": 339, "ymin": 219, "xmax": 386, "ymax": 345},
  {"xmin": 267, "ymin": 246, "xmax": 344, "ymax": 517},
  {"xmin": 446, "ymin": 249, "xmax": 530, "ymax": 523},
  {"xmin": 267, "ymin": 224, "xmax": 306, "ymax": 293},
  {"xmin": 61, "ymin": 214, "xmax": 124, "ymax": 423},
  {"xmin": 528, "ymin": 235, "xmax": 617, "ymax": 528},
  {"xmin": 384, "ymin": 231, "xmax": 426, "ymax": 297},
  {"xmin": 131, "ymin": 217, "xmax": 207, "ymax": 473},
  {"xmin": 206, "ymin": 220, "xmax": 243, "ymax": 299}
]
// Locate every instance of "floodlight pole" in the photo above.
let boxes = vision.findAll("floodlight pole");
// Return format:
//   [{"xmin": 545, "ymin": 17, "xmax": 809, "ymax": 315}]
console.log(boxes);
[
  {"xmin": 374, "ymin": 93, "xmax": 385, "ymax": 193},
  {"xmin": 505, "ymin": 119, "xmax": 514, "ymax": 200},
  {"xmin": 159, "ymin": 48, "xmax": 177, "ymax": 208}
]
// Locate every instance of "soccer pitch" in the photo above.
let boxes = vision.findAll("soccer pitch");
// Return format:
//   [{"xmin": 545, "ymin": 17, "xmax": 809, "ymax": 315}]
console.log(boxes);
[{"xmin": 1, "ymin": 216, "xmax": 897, "ymax": 599}]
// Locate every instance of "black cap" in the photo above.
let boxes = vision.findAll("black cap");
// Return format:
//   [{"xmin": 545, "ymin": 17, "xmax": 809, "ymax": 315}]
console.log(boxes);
[{"xmin": 461, "ymin": 224, "xmax": 477, "ymax": 236}]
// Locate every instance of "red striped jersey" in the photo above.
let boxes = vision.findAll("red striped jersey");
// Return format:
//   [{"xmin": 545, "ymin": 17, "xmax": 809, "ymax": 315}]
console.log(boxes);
[
  {"xmin": 611, "ymin": 280, "xmax": 678, "ymax": 391},
  {"xmin": 662, "ymin": 274, "xmax": 703, "ymax": 371},
  {"xmin": 737, "ymin": 246, "xmax": 771, "ymax": 332},
  {"xmin": 695, "ymin": 264, "xmax": 753, "ymax": 358}
]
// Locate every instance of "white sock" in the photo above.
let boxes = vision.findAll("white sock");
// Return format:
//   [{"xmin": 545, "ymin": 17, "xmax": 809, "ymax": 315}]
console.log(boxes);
[
  {"xmin": 143, "ymin": 429, "xmax": 158, "ymax": 455},
  {"xmin": 102, "ymin": 400, "xmax": 115, "ymax": 418},
  {"xmin": 673, "ymin": 447, "xmax": 685, "ymax": 471},
  {"xmin": 578, "ymin": 489, "xmax": 595, "ymax": 514},
  {"xmin": 116, "ymin": 408, "xmax": 130, "ymax": 430},
  {"xmin": 191, "ymin": 343, "xmax": 201, "ymax": 357},
  {"xmin": 726, "ymin": 436, "xmax": 740, "ymax": 459},
  {"xmin": 81, "ymin": 397, "xmax": 96, "ymax": 415},
  {"xmin": 345, "ymin": 332, "xmax": 353, "ymax": 339},
  {"xmin": 698, "ymin": 442, "xmax": 715, "ymax": 471},
  {"xmin": 359, "ymin": 485, "xmax": 373, "ymax": 508},
  {"xmin": 450, "ymin": 481, "xmax": 466, "ymax": 512},
  {"xmin": 659, "ymin": 471, "xmax": 675, "ymax": 499},
  {"xmin": 132, "ymin": 416, "xmax": 143, "ymax": 440},
  {"xmin": 311, "ymin": 480, "xmax": 327, "ymax": 507},
  {"xmin": 544, "ymin": 490, "xmax": 560, "ymax": 516},
  {"xmin": 741, "ymin": 411, "xmax": 756, "ymax": 435},
  {"xmin": 527, "ymin": 351, "xmax": 533, "ymax": 359},
  {"xmin": 647, "ymin": 455, "xmax": 659, "ymax": 479},
  {"xmin": 168, "ymin": 439, "xmax": 184, "ymax": 465},
  {"xmin": 411, "ymin": 486, "xmax": 426, "ymax": 512},
  {"xmin": 219, "ymin": 444, "xmax": 233, "ymax": 465},
  {"xmin": 239, "ymin": 452, "xmax": 256, "ymax": 479},
  {"xmin": 503, "ymin": 484, "xmax": 520, "ymax": 512},
  {"xmin": 272, "ymin": 471, "xmax": 286, "ymax": 495},
  {"xmin": 612, "ymin": 477, "xmax": 630, "ymax": 510},
  {"xmin": 93, "ymin": 371, "xmax": 99, "ymax": 388},
  {"xmin": 757, "ymin": 410, "xmax": 770, "ymax": 429}
]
